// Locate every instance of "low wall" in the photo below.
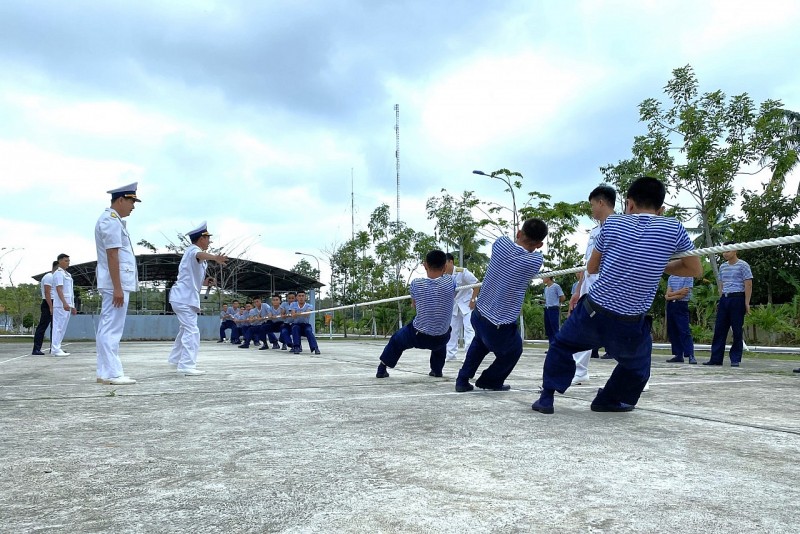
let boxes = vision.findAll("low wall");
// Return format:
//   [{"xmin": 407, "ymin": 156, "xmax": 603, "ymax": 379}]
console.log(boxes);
[{"xmin": 60, "ymin": 314, "xmax": 316, "ymax": 341}]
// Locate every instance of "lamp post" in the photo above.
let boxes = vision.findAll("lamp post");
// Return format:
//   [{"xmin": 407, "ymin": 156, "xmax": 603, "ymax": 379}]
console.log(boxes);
[{"xmin": 293, "ymin": 251, "xmax": 321, "ymax": 285}]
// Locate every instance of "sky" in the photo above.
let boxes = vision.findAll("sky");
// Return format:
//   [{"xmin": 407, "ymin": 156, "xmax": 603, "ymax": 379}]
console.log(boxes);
[{"xmin": 1, "ymin": 0, "xmax": 799, "ymax": 293}]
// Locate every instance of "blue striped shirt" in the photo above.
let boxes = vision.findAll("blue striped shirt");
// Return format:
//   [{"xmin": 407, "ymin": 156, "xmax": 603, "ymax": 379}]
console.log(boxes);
[
  {"xmin": 589, "ymin": 214, "xmax": 693, "ymax": 315},
  {"xmin": 476, "ymin": 236, "xmax": 544, "ymax": 325},
  {"xmin": 410, "ymin": 274, "xmax": 456, "ymax": 335},
  {"xmin": 719, "ymin": 260, "xmax": 752, "ymax": 293},
  {"xmin": 667, "ymin": 275, "xmax": 693, "ymax": 302},
  {"xmin": 544, "ymin": 283, "xmax": 564, "ymax": 307}
]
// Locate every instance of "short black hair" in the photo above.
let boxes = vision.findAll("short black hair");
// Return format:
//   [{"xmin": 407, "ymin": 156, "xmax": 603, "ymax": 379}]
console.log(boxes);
[
  {"xmin": 626, "ymin": 176, "xmax": 666, "ymax": 210},
  {"xmin": 51, "ymin": 260, "xmax": 59, "ymax": 268},
  {"xmin": 287, "ymin": 291, "xmax": 297, "ymax": 297},
  {"xmin": 232, "ymin": 300, "xmax": 239, "ymax": 304},
  {"xmin": 57, "ymin": 253, "xmax": 69, "ymax": 261},
  {"xmin": 589, "ymin": 185, "xmax": 616, "ymax": 206},
  {"xmin": 424, "ymin": 250, "xmax": 447, "ymax": 270},
  {"xmin": 297, "ymin": 290, "xmax": 306, "ymax": 296},
  {"xmin": 445, "ymin": 252, "xmax": 455, "ymax": 262},
  {"xmin": 272, "ymin": 294, "xmax": 282, "ymax": 300},
  {"xmin": 520, "ymin": 218, "xmax": 548, "ymax": 242}
]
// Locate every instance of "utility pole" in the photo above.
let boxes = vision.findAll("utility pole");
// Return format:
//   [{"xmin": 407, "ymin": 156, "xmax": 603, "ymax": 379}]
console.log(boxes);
[{"xmin": 394, "ymin": 104, "xmax": 402, "ymax": 330}]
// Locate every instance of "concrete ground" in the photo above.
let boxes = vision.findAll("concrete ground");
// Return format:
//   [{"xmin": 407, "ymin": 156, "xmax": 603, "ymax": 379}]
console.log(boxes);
[{"xmin": 1, "ymin": 338, "xmax": 798, "ymax": 534}]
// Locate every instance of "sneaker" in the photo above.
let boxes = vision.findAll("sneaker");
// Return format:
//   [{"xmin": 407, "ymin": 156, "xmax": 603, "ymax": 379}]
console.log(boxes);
[
  {"xmin": 688, "ymin": 357, "xmax": 697, "ymax": 364},
  {"xmin": 281, "ymin": 344, "xmax": 288, "ymax": 350},
  {"xmin": 376, "ymin": 364, "xmax": 390, "ymax": 378},
  {"xmin": 238, "ymin": 344, "xmax": 250, "ymax": 349},
  {"xmin": 455, "ymin": 381, "xmax": 474, "ymax": 393},
  {"xmin": 531, "ymin": 400, "xmax": 555, "ymax": 414},
  {"xmin": 258, "ymin": 345, "xmax": 270, "ymax": 351},
  {"xmin": 571, "ymin": 375, "xmax": 590, "ymax": 386},
  {"xmin": 51, "ymin": 350, "xmax": 70, "ymax": 357},
  {"xmin": 313, "ymin": 348, "xmax": 321, "ymax": 355},
  {"xmin": 32, "ymin": 350, "xmax": 45, "ymax": 355},
  {"xmin": 428, "ymin": 370, "xmax": 443, "ymax": 377},
  {"xmin": 665, "ymin": 356, "xmax": 685, "ymax": 363},
  {"xmin": 177, "ymin": 368, "xmax": 206, "ymax": 376},
  {"xmin": 102, "ymin": 376, "xmax": 137, "ymax": 385}
]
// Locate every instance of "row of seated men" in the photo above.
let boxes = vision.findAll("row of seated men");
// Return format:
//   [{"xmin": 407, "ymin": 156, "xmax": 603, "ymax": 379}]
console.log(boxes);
[{"xmin": 218, "ymin": 291, "xmax": 320, "ymax": 355}]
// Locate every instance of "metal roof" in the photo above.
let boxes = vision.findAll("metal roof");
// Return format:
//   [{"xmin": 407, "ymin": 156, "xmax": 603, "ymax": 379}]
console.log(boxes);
[{"xmin": 32, "ymin": 253, "xmax": 322, "ymax": 295}]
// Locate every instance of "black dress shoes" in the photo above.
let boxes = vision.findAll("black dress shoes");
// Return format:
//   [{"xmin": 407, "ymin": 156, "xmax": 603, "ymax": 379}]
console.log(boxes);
[
  {"xmin": 455, "ymin": 381, "xmax": 474, "ymax": 392},
  {"xmin": 428, "ymin": 370, "xmax": 443, "ymax": 377}
]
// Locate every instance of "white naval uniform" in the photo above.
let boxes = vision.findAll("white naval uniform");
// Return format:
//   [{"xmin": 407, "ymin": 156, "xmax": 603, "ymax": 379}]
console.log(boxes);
[
  {"xmin": 95, "ymin": 207, "xmax": 138, "ymax": 380},
  {"xmin": 168, "ymin": 244, "xmax": 207, "ymax": 371},
  {"xmin": 573, "ymin": 225, "xmax": 602, "ymax": 380},
  {"xmin": 446, "ymin": 267, "xmax": 479, "ymax": 360},
  {"xmin": 50, "ymin": 267, "xmax": 74, "ymax": 353}
]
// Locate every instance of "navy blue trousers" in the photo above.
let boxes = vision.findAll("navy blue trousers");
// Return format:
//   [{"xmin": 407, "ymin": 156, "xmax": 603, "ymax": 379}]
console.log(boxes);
[
  {"xmin": 220, "ymin": 320, "xmax": 237, "ymax": 341},
  {"xmin": 709, "ymin": 295, "xmax": 745, "ymax": 364},
  {"xmin": 542, "ymin": 296, "xmax": 652, "ymax": 406},
  {"xmin": 666, "ymin": 301, "xmax": 694, "ymax": 358},
  {"xmin": 456, "ymin": 308, "xmax": 523, "ymax": 388},
  {"xmin": 543, "ymin": 307, "xmax": 560, "ymax": 344},
  {"xmin": 292, "ymin": 323, "xmax": 319, "ymax": 351},
  {"xmin": 379, "ymin": 323, "xmax": 450, "ymax": 374},
  {"xmin": 32, "ymin": 299, "xmax": 52, "ymax": 352}
]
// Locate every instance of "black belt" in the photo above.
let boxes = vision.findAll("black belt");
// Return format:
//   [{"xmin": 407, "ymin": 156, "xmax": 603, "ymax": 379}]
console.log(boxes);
[
  {"xmin": 722, "ymin": 292, "xmax": 745, "ymax": 298},
  {"xmin": 545, "ymin": 306, "xmax": 560, "ymax": 310},
  {"xmin": 583, "ymin": 297, "xmax": 644, "ymax": 323},
  {"xmin": 474, "ymin": 307, "xmax": 517, "ymax": 329}
]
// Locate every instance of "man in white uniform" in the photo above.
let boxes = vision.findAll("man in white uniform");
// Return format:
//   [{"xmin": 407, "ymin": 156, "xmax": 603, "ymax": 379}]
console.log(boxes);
[
  {"xmin": 50, "ymin": 254, "xmax": 76, "ymax": 356},
  {"xmin": 569, "ymin": 185, "xmax": 615, "ymax": 385},
  {"xmin": 444, "ymin": 253, "xmax": 479, "ymax": 361},
  {"xmin": 95, "ymin": 183, "xmax": 141, "ymax": 385},
  {"xmin": 168, "ymin": 222, "xmax": 227, "ymax": 376}
]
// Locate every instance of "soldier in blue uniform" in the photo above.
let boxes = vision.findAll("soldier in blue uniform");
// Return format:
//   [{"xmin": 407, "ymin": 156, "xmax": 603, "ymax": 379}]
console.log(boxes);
[
  {"xmin": 455, "ymin": 219, "xmax": 548, "ymax": 392},
  {"xmin": 376, "ymin": 250, "xmax": 455, "ymax": 379},
  {"xmin": 532, "ymin": 177, "xmax": 701, "ymax": 414},
  {"xmin": 704, "ymin": 244, "xmax": 753, "ymax": 367}
]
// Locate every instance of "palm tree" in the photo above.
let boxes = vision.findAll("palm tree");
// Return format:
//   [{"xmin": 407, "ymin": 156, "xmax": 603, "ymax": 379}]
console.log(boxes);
[{"xmin": 764, "ymin": 109, "xmax": 800, "ymax": 192}]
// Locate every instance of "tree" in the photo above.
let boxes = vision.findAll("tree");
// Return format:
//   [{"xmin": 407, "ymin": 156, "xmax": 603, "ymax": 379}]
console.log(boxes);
[
  {"xmin": 425, "ymin": 190, "xmax": 485, "ymax": 266},
  {"xmin": 601, "ymin": 64, "xmax": 793, "ymax": 279},
  {"xmin": 290, "ymin": 258, "xmax": 320, "ymax": 283},
  {"xmin": 730, "ymin": 181, "xmax": 800, "ymax": 305},
  {"xmin": 519, "ymin": 192, "xmax": 590, "ymax": 274}
]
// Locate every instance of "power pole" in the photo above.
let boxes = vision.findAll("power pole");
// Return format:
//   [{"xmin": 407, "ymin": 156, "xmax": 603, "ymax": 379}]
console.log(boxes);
[{"xmin": 394, "ymin": 104, "xmax": 402, "ymax": 329}]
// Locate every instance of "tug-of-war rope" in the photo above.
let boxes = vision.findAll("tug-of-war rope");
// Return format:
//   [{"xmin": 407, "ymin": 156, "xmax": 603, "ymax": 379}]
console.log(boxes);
[{"xmin": 312, "ymin": 234, "xmax": 800, "ymax": 316}]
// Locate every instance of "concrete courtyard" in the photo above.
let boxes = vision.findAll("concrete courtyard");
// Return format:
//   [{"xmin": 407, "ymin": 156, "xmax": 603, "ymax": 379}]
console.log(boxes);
[{"xmin": 1, "ymin": 338, "xmax": 798, "ymax": 533}]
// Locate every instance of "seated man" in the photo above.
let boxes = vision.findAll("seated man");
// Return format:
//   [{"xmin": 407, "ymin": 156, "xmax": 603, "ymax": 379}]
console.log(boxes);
[
  {"xmin": 290, "ymin": 290, "xmax": 320, "ymax": 355},
  {"xmin": 259, "ymin": 295, "xmax": 283, "ymax": 350},
  {"xmin": 376, "ymin": 250, "xmax": 455, "ymax": 379},
  {"xmin": 234, "ymin": 303, "xmax": 253, "ymax": 347},
  {"xmin": 239, "ymin": 297, "xmax": 266, "ymax": 348}
]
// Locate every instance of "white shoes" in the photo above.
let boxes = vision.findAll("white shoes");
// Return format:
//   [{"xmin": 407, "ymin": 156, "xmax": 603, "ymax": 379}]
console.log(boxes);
[
  {"xmin": 51, "ymin": 350, "xmax": 70, "ymax": 357},
  {"xmin": 571, "ymin": 375, "xmax": 590, "ymax": 386},
  {"xmin": 177, "ymin": 368, "xmax": 206, "ymax": 376},
  {"xmin": 101, "ymin": 376, "xmax": 137, "ymax": 385}
]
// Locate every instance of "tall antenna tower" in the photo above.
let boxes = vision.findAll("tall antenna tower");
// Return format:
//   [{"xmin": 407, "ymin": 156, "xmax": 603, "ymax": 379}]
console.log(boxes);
[
  {"xmin": 350, "ymin": 167, "xmax": 355, "ymax": 241},
  {"xmin": 394, "ymin": 104, "xmax": 400, "ymax": 226}
]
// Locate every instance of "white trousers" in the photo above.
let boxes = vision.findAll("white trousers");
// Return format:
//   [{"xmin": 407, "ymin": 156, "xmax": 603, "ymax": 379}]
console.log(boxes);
[
  {"xmin": 96, "ymin": 290, "xmax": 129, "ymax": 380},
  {"xmin": 51, "ymin": 306, "xmax": 71, "ymax": 352},
  {"xmin": 572, "ymin": 275, "xmax": 595, "ymax": 379},
  {"xmin": 169, "ymin": 302, "xmax": 200, "ymax": 370},
  {"xmin": 446, "ymin": 308, "xmax": 474, "ymax": 358}
]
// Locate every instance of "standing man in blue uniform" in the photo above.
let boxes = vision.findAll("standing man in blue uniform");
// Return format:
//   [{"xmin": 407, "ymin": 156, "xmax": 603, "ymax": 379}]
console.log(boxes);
[
  {"xmin": 168, "ymin": 222, "xmax": 228, "ymax": 376},
  {"xmin": 542, "ymin": 276, "xmax": 564, "ymax": 344},
  {"xmin": 665, "ymin": 275, "xmax": 696, "ymax": 364},
  {"xmin": 455, "ymin": 218, "xmax": 548, "ymax": 393},
  {"xmin": 32, "ymin": 260, "xmax": 57, "ymax": 355},
  {"xmin": 95, "ymin": 183, "xmax": 140, "ymax": 385},
  {"xmin": 444, "ymin": 254, "xmax": 479, "ymax": 361},
  {"xmin": 532, "ymin": 177, "xmax": 700, "ymax": 414},
  {"xmin": 50, "ymin": 253, "xmax": 76, "ymax": 356},
  {"xmin": 704, "ymin": 244, "xmax": 753, "ymax": 367},
  {"xmin": 290, "ymin": 290, "xmax": 320, "ymax": 354},
  {"xmin": 376, "ymin": 250, "xmax": 455, "ymax": 378}
]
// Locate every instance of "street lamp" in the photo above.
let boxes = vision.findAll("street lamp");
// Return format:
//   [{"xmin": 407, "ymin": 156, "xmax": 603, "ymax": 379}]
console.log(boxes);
[{"xmin": 294, "ymin": 251, "xmax": 321, "ymax": 281}]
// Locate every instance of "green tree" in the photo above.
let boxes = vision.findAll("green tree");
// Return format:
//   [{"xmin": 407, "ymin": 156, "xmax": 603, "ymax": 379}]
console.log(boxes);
[
  {"xmin": 290, "ymin": 258, "xmax": 320, "ymax": 283},
  {"xmin": 730, "ymin": 181, "xmax": 800, "ymax": 305},
  {"xmin": 520, "ymin": 192, "xmax": 589, "ymax": 274},
  {"xmin": 601, "ymin": 64, "xmax": 792, "ymax": 279}
]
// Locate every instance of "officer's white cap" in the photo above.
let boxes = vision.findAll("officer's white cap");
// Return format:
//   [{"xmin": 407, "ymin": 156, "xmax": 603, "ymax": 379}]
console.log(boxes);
[
  {"xmin": 186, "ymin": 221, "xmax": 212, "ymax": 241},
  {"xmin": 107, "ymin": 182, "xmax": 141, "ymax": 202}
]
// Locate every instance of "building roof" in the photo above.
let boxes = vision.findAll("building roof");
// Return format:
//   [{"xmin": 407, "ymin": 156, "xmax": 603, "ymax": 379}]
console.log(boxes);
[{"xmin": 33, "ymin": 253, "xmax": 322, "ymax": 295}]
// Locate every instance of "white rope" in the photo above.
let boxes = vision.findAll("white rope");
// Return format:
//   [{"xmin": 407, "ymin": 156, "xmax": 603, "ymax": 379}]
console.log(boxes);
[{"xmin": 313, "ymin": 234, "xmax": 800, "ymax": 315}]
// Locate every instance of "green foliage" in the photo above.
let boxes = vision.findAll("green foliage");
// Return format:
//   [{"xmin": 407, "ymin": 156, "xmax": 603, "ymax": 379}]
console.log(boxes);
[
  {"xmin": 290, "ymin": 258, "xmax": 320, "ymax": 283},
  {"xmin": 22, "ymin": 313, "xmax": 34, "ymax": 329}
]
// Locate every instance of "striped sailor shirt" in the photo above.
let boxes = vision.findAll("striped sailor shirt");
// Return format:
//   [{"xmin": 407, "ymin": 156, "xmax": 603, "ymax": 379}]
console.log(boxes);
[
  {"xmin": 476, "ymin": 236, "xmax": 543, "ymax": 325},
  {"xmin": 667, "ymin": 275, "xmax": 693, "ymax": 302},
  {"xmin": 589, "ymin": 214, "xmax": 693, "ymax": 316},
  {"xmin": 410, "ymin": 274, "xmax": 456, "ymax": 336},
  {"xmin": 719, "ymin": 259, "xmax": 752, "ymax": 293}
]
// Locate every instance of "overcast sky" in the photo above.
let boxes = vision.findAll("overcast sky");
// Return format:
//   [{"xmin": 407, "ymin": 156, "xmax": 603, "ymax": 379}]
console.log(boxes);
[{"xmin": 1, "ymin": 0, "xmax": 799, "ymax": 291}]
